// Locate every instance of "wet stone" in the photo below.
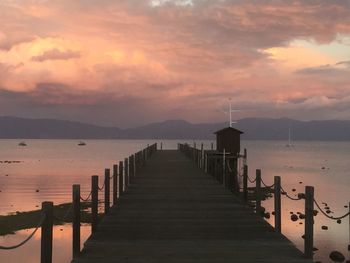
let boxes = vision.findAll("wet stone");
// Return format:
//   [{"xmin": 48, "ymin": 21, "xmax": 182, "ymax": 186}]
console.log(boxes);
[
  {"xmin": 329, "ymin": 251, "xmax": 345, "ymax": 262},
  {"xmin": 291, "ymin": 214, "xmax": 298, "ymax": 222}
]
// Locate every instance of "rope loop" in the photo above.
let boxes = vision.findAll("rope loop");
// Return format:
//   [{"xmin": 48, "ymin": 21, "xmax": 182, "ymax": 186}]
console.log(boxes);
[
  {"xmin": 314, "ymin": 199, "xmax": 350, "ymax": 220},
  {"xmin": 261, "ymin": 178, "xmax": 275, "ymax": 189},
  {"xmin": 280, "ymin": 186, "xmax": 303, "ymax": 201},
  {"xmin": 0, "ymin": 214, "xmax": 45, "ymax": 250},
  {"xmin": 247, "ymin": 176, "xmax": 256, "ymax": 184},
  {"xmin": 98, "ymin": 182, "xmax": 105, "ymax": 191},
  {"xmin": 80, "ymin": 191, "xmax": 92, "ymax": 202}
]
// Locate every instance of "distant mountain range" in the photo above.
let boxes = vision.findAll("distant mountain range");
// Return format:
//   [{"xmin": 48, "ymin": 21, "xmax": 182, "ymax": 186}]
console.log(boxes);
[{"xmin": 1, "ymin": 116, "xmax": 350, "ymax": 141}]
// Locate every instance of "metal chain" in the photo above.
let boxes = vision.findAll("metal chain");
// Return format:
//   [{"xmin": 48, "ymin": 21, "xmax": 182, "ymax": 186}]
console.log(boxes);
[
  {"xmin": 314, "ymin": 199, "xmax": 350, "ymax": 220},
  {"xmin": 0, "ymin": 214, "xmax": 45, "ymax": 250}
]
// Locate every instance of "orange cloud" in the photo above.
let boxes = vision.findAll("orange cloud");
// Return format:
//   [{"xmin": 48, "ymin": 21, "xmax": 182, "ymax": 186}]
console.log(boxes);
[{"xmin": 0, "ymin": 0, "xmax": 350, "ymax": 125}]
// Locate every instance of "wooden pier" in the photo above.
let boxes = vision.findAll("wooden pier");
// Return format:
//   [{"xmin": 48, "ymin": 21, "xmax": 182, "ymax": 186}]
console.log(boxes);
[{"xmin": 72, "ymin": 149, "xmax": 312, "ymax": 263}]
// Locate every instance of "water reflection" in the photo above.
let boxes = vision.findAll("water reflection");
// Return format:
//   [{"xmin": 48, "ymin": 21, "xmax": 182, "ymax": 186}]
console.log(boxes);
[
  {"xmin": 0, "ymin": 139, "xmax": 349, "ymax": 262},
  {"xmin": 243, "ymin": 140, "xmax": 350, "ymax": 262},
  {"xmin": 0, "ymin": 225, "xmax": 90, "ymax": 263}
]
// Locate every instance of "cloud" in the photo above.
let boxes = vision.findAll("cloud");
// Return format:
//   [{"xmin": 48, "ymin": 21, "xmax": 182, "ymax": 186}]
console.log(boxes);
[
  {"xmin": 296, "ymin": 60, "xmax": 350, "ymax": 75},
  {"xmin": 31, "ymin": 49, "xmax": 81, "ymax": 62}
]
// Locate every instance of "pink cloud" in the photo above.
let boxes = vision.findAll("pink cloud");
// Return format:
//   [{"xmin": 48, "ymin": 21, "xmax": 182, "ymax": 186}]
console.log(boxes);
[
  {"xmin": 31, "ymin": 49, "xmax": 81, "ymax": 62},
  {"xmin": 0, "ymin": 0, "xmax": 350, "ymax": 125}
]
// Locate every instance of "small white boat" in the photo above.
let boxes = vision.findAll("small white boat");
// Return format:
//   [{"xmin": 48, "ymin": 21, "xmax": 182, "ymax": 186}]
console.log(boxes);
[
  {"xmin": 286, "ymin": 127, "xmax": 293, "ymax": 147},
  {"xmin": 78, "ymin": 141, "xmax": 86, "ymax": 146},
  {"xmin": 18, "ymin": 141, "xmax": 27, "ymax": 146}
]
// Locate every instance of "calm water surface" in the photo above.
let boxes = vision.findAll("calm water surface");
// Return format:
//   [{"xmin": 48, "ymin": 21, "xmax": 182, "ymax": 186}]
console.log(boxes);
[{"xmin": 0, "ymin": 139, "xmax": 349, "ymax": 262}]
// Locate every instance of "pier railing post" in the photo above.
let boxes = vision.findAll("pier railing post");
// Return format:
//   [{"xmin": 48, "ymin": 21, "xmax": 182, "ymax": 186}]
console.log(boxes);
[
  {"xmin": 243, "ymin": 165, "xmax": 248, "ymax": 202},
  {"xmin": 104, "ymin": 169, "xmax": 110, "ymax": 214},
  {"xmin": 274, "ymin": 176, "xmax": 281, "ymax": 233},
  {"xmin": 133, "ymin": 154, "xmax": 136, "ymax": 177},
  {"xmin": 91, "ymin": 175, "xmax": 98, "ymax": 233},
  {"xmin": 256, "ymin": 169, "xmax": 261, "ymax": 216},
  {"xmin": 222, "ymin": 149, "xmax": 226, "ymax": 187},
  {"xmin": 119, "ymin": 161, "xmax": 124, "ymax": 195},
  {"xmin": 72, "ymin": 184, "xmax": 80, "ymax": 259},
  {"xmin": 41, "ymin": 201, "xmax": 53, "ymax": 263},
  {"xmin": 129, "ymin": 155, "xmax": 134, "ymax": 182},
  {"xmin": 200, "ymin": 143, "xmax": 204, "ymax": 169},
  {"xmin": 124, "ymin": 158, "xmax": 129, "ymax": 190},
  {"xmin": 304, "ymin": 186, "xmax": 314, "ymax": 259},
  {"xmin": 113, "ymin": 164, "xmax": 118, "ymax": 205}
]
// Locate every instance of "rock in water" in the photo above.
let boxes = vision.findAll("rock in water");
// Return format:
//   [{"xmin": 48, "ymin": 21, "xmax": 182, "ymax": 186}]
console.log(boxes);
[
  {"xmin": 291, "ymin": 214, "xmax": 298, "ymax": 222},
  {"xmin": 264, "ymin": 212, "xmax": 270, "ymax": 219},
  {"xmin": 329, "ymin": 251, "xmax": 345, "ymax": 262}
]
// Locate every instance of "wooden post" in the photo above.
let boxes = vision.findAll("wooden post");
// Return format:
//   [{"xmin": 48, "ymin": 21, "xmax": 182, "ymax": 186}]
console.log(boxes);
[
  {"xmin": 223, "ymin": 149, "xmax": 226, "ymax": 187},
  {"xmin": 161, "ymin": 142, "xmax": 163, "ymax": 150},
  {"xmin": 72, "ymin": 185, "xmax": 80, "ymax": 259},
  {"xmin": 125, "ymin": 158, "xmax": 129, "ymax": 189},
  {"xmin": 243, "ymin": 165, "xmax": 248, "ymax": 202},
  {"xmin": 104, "ymin": 169, "xmax": 110, "ymax": 214},
  {"xmin": 113, "ymin": 164, "xmax": 118, "ymax": 205},
  {"xmin": 213, "ymin": 158, "xmax": 216, "ymax": 179},
  {"xmin": 143, "ymin": 149, "xmax": 146, "ymax": 165},
  {"xmin": 133, "ymin": 154, "xmax": 136, "ymax": 178},
  {"xmin": 304, "ymin": 186, "xmax": 314, "ymax": 259},
  {"xmin": 91, "ymin": 175, "xmax": 98, "ymax": 233},
  {"xmin": 119, "ymin": 161, "xmax": 124, "ymax": 195},
  {"xmin": 200, "ymin": 143, "xmax": 204, "ymax": 169},
  {"xmin": 41, "ymin": 201, "xmax": 53, "ymax": 263},
  {"xmin": 129, "ymin": 155, "xmax": 134, "ymax": 181},
  {"xmin": 274, "ymin": 176, "xmax": 281, "ymax": 233},
  {"xmin": 256, "ymin": 169, "xmax": 261, "ymax": 216},
  {"xmin": 211, "ymin": 142, "xmax": 214, "ymax": 150}
]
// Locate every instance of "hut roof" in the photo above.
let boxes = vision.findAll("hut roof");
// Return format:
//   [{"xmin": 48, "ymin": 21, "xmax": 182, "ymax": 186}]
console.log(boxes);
[{"xmin": 214, "ymin": 127, "xmax": 244, "ymax": 135}]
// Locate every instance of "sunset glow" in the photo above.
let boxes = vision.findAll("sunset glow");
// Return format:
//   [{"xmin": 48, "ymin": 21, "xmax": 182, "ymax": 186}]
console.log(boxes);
[{"xmin": 1, "ymin": 0, "xmax": 350, "ymax": 126}]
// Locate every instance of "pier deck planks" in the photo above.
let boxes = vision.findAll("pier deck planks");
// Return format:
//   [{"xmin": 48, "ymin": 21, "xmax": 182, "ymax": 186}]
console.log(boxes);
[{"xmin": 72, "ymin": 150, "xmax": 312, "ymax": 263}]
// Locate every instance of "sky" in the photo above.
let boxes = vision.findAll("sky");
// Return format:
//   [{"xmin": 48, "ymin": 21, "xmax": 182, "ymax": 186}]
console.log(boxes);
[{"xmin": 0, "ymin": 0, "xmax": 350, "ymax": 127}]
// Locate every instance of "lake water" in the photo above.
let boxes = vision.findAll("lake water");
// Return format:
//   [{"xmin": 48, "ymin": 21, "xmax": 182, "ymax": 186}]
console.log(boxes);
[{"xmin": 0, "ymin": 139, "xmax": 349, "ymax": 262}]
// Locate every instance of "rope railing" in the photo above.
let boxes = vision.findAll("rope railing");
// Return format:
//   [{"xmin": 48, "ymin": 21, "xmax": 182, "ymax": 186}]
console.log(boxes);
[
  {"xmin": 280, "ymin": 186, "xmax": 303, "ymax": 201},
  {"xmin": 247, "ymin": 175, "xmax": 256, "ymax": 184},
  {"xmin": 178, "ymin": 143, "xmax": 350, "ymax": 261},
  {"xmin": 261, "ymin": 178, "xmax": 275, "ymax": 189},
  {"xmin": 98, "ymin": 181, "xmax": 105, "ymax": 191},
  {"xmin": 80, "ymin": 191, "xmax": 92, "ymax": 202},
  {"xmin": 314, "ymin": 198, "xmax": 350, "ymax": 220},
  {"xmin": 0, "ymin": 143, "xmax": 158, "ymax": 263},
  {"xmin": 0, "ymin": 214, "xmax": 45, "ymax": 250}
]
